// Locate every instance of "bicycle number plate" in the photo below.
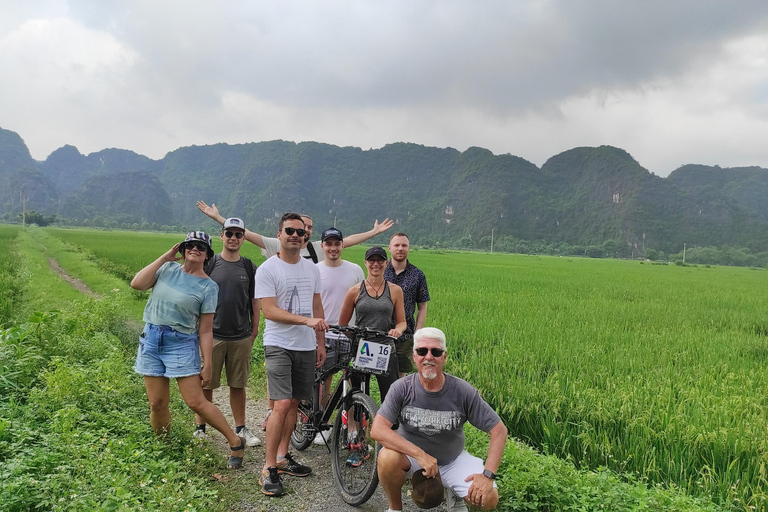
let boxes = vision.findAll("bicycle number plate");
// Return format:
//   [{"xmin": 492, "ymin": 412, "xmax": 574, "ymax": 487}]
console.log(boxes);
[{"xmin": 354, "ymin": 339, "xmax": 391, "ymax": 372}]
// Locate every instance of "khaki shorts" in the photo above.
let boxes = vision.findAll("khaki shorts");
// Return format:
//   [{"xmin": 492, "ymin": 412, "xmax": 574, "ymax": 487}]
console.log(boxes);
[
  {"xmin": 396, "ymin": 335, "xmax": 415, "ymax": 373},
  {"xmin": 202, "ymin": 335, "xmax": 254, "ymax": 390},
  {"xmin": 264, "ymin": 345, "xmax": 315, "ymax": 401}
]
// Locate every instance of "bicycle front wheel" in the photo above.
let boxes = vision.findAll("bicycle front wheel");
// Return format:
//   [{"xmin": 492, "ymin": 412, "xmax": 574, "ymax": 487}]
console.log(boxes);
[
  {"xmin": 291, "ymin": 400, "xmax": 315, "ymax": 451},
  {"xmin": 331, "ymin": 391, "xmax": 379, "ymax": 505}
]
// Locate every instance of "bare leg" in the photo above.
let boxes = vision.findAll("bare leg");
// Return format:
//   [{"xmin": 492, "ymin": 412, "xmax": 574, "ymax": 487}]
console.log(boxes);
[
  {"xmin": 265, "ymin": 398, "xmax": 292, "ymax": 467},
  {"xmin": 144, "ymin": 376, "xmax": 172, "ymax": 436},
  {"xmin": 277, "ymin": 398, "xmax": 299, "ymax": 457},
  {"xmin": 230, "ymin": 386, "xmax": 246, "ymax": 427},
  {"xmin": 377, "ymin": 447, "xmax": 410, "ymax": 511},
  {"xmin": 177, "ymin": 376, "xmax": 242, "ymax": 453},
  {"xmin": 194, "ymin": 388, "xmax": 214, "ymax": 427}
]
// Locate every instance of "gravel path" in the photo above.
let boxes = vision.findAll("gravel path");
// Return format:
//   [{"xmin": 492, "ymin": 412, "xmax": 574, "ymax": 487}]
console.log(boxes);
[{"xmin": 209, "ymin": 388, "xmax": 435, "ymax": 512}]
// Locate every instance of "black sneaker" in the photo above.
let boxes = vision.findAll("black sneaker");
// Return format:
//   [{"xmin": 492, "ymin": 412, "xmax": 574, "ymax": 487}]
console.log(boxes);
[
  {"xmin": 260, "ymin": 466, "xmax": 284, "ymax": 496},
  {"xmin": 276, "ymin": 452, "xmax": 312, "ymax": 477}
]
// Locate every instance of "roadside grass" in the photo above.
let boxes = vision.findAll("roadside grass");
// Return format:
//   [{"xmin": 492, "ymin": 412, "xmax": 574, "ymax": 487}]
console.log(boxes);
[{"xmin": 0, "ymin": 229, "xmax": 235, "ymax": 512}]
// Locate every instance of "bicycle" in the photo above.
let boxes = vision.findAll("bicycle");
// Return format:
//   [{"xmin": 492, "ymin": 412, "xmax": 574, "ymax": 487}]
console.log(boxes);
[{"xmin": 291, "ymin": 324, "xmax": 396, "ymax": 505}]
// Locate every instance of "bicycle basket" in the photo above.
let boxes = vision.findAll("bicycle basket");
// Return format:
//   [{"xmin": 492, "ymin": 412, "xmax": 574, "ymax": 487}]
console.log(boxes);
[{"xmin": 334, "ymin": 335, "xmax": 354, "ymax": 369}]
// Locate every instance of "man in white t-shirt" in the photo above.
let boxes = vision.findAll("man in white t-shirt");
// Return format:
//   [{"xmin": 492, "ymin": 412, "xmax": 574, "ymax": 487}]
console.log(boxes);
[
  {"xmin": 254, "ymin": 213, "xmax": 328, "ymax": 497},
  {"xmin": 313, "ymin": 227, "xmax": 365, "ymax": 445},
  {"xmin": 196, "ymin": 201, "xmax": 394, "ymax": 263}
]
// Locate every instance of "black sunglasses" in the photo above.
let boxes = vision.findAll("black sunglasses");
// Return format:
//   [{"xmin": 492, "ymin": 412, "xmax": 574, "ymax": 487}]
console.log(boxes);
[
  {"xmin": 225, "ymin": 231, "xmax": 244, "ymax": 239},
  {"xmin": 283, "ymin": 227, "xmax": 307, "ymax": 237},
  {"xmin": 184, "ymin": 241, "xmax": 208, "ymax": 252},
  {"xmin": 415, "ymin": 347, "xmax": 445, "ymax": 357}
]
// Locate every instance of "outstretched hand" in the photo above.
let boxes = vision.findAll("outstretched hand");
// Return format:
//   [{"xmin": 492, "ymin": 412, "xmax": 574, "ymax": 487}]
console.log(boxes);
[
  {"xmin": 196, "ymin": 200, "xmax": 220, "ymax": 219},
  {"xmin": 373, "ymin": 218, "xmax": 394, "ymax": 234}
]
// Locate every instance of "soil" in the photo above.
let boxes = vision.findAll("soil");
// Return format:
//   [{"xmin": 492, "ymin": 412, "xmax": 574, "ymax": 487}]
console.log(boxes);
[
  {"xmin": 47, "ymin": 257, "xmax": 100, "ymax": 298},
  {"xmin": 208, "ymin": 387, "xmax": 433, "ymax": 512}
]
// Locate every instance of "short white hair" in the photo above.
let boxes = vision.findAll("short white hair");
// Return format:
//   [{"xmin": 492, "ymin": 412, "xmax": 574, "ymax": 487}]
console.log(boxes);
[{"xmin": 413, "ymin": 327, "xmax": 447, "ymax": 352}]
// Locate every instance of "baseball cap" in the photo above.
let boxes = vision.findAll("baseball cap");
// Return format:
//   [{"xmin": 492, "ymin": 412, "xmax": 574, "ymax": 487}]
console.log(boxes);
[
  {"xmin": 181, "ymin": 231, "xmax": 214, "ymax": 259},
  {"xmin": 321, "ymin": 227, "xmax": 343, "ymax": 241},
  {"xmin": 223, "ymin": 217, "xmax": 245, "ymax": 230},
  {"xmin": 410, "ymin": 469, "xmax": 444, "ymax": 509},
  {"xmin": 364, "ymin": 246, "xmax": 388, "ymax": 260}
]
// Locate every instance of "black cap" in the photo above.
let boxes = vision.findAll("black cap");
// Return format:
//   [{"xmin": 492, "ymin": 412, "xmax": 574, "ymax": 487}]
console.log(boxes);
[
  {"xmin": 364, "ymin": 246, "xmax": 388, "ymax": 260},
  {"xmin": 321, "ymin": 227, "xmax": 343, "ymax": 241}
]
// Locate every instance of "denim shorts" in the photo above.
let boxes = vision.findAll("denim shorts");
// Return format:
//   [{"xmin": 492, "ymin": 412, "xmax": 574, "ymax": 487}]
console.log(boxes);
[{"xmin": 134, "ymin": 323, "xmax": 201, "ymax": 379}]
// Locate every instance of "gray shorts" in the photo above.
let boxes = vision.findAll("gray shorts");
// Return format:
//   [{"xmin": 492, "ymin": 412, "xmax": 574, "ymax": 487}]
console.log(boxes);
[{"xmin": 264, "ymin": 345, "xmax": 315, "ymax": 401}]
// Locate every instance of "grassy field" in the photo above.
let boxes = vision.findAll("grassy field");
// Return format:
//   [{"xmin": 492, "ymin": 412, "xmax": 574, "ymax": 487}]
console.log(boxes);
[{"xmin": 16, "ymin": 226, "xmax": 768, "ymax": 510}]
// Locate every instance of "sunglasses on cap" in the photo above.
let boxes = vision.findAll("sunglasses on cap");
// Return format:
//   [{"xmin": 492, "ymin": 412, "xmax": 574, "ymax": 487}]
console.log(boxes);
[
  {"xmin": 183, "ymin": 241, "xmax": 209, "ymax": 252},
  {"xmin": 224, "ymin": 231, "xmax": 244, "ymax": 239},
  {"xmin": 415, "ymin": 347, "xmax": 445, "ymax": 357},
  {"xmin": 283, "ymin": 227, "xmax": 307, "ymax": 237}
]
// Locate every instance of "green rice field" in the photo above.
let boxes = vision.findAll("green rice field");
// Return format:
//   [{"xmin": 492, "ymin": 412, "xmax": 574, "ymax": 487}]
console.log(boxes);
[{"xmin": 35, "ymin": 227, "xmax": 768, "ymax": 508}]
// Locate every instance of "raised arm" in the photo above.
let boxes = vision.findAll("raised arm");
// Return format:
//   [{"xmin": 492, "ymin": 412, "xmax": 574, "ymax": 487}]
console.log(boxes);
[
  {"xmin": 342, "ymin": 218, "xmax": 395, "ymax": 248},
  {"xmin": 196, "ymin": 200, "xmax": 268, "ymax": 249},
  {"xmin": 130, "ymin": 244, "xmax": 181, "ymax": 291}
]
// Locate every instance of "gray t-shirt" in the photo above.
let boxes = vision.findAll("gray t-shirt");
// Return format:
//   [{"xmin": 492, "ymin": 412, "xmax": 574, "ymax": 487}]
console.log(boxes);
[
  {"xmin": 206, "ymin": 255, "xmax": 255, "ymax": 341},
  {"xmin": 378, "ymin": 373, "xmax": 501, "ymax": 466}
]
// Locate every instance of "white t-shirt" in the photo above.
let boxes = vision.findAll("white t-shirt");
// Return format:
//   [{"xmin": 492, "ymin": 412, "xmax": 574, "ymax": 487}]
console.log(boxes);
[
  {"xmin": 261, "ymin": 237, "xmax": 325, "ymax": 263},
  {"xmin": 254, "ymin": 255, "xmax": 323, "ymax": 351},
  {"xmin": 318, "ymin": 260, "xmax": 364, "ymax": 337}
]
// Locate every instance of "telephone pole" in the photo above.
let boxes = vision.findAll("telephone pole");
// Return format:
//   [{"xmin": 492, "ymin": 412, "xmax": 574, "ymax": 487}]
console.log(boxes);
[{"xmin": 491, "ymin": 228, "xmax": 495, "ymax": 254}]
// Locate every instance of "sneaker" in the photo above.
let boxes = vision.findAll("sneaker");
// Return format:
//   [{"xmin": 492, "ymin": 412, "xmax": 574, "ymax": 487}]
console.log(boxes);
[
  {"xmin": 445, "ymin": 487, "xmax": 469, "ymax": 512},
  {"xmin": 313, "ymin": 430, "xmax": 330, "ymax": 445},
  {"xmin": 261, "ymin": 410, "xmax": 272, "ymax": 431},
  {"xmin": 259, "ymin": 466, "xmax": 284, "ymax": 496},
  {"xmin": 346, "ymin": 452, "xmax": 362, "ymax": 467},
  {"xmin": 238, "ymin": 426, "xmax": 262, "ymax": 447},
  {"xmin": 276, "ymin": 452, "xmax": 312, "ymax": 477},
  {"xmin": 193, "ymin": 427, "xmax": 210, "ymax": 441}
]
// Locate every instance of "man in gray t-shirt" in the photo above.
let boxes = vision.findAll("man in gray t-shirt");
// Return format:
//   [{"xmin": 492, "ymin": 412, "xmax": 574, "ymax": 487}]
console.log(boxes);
[{"xmin": 372, "ymin": 327, "xmax": 508, "ymax": 512}]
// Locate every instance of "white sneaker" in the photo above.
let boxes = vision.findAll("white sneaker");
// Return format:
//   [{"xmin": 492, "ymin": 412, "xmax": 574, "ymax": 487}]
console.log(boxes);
[
  {"xmin": 313, "ymin": 430, "xmax": 330, "ymax": 445},
  {"xmin": 445, "ymin": 487, "xmax": 468, "ymax": 512},
  {"xmin": 193, "ymin": 428, "xmax": 210, "ymax": 441},
  {"xmin": 239, "ymin": 426, "xmax": 262, "ymax": 447}
]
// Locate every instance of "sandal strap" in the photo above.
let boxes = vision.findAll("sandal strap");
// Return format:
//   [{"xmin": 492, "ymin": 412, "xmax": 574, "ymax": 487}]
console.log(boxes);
[{"xmin": 230, "ymin": 443, "xmax": 245, "ymax": 451}]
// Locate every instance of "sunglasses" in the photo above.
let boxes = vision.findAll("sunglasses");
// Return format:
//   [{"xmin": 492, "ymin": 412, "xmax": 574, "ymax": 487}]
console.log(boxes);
[
  {"xmin": 283, "ymin": 227, "xmax": 307, "ymax": 237},
  {"xmin": 415, "ymin": 347, "xmax": 445, "ymax": 357},
  {"xmin": 184, "ymin": 241, "xmax": 208, "ymax": 252},
  {"xmin": 225, "ymin": 231, "xmax": 244, "ymax": 239}
]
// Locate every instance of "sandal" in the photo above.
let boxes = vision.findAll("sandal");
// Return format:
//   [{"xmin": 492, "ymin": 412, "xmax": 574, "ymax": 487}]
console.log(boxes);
[{"xmin": 228, "ymin": 436, "xmax": 246, "ymax": 469}]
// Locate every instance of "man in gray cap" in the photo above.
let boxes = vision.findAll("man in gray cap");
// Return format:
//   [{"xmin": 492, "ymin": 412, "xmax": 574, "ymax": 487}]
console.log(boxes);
[{"xmin": 193, "ymin": 217, "xmax": 261, "ymax": 447}]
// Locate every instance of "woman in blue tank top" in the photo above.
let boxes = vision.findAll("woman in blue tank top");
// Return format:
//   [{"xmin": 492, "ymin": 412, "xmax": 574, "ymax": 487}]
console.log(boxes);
[{"xmin": 131, "ymin": 231, "xmax": 247, "ymax": 469}]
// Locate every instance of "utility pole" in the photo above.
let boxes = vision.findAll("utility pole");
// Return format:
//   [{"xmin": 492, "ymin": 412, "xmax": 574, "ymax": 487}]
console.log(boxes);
[
  {"xmin": 21, "ymin": 189, "xmax": 27, "ymax": 228},
  {"xmin": 683, "ymin": 243, "xmax": 686, "ymax": 264},
  {"xmin": 491, "ymin": 228, "xmax": 494, "ymax": 254},
  {"xmin": 333, "ymin": 215, "xmax": 337, "ymax": 228}
]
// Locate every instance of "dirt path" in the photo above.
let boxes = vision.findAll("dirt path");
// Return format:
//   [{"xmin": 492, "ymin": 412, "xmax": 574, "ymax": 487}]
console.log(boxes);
[
  {"xmin": 46, "ymin": 255, "xmax": 100, "ymax": 298},
  {"xmin": 208, "ymin": 387, "xmax": 430, "ymax": 512}
]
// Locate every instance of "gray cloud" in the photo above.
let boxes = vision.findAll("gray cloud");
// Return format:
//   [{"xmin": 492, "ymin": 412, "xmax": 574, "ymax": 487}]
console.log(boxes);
[{"xmin": 2, "ymin": 0, "xmax": 768, "ymax": 175}]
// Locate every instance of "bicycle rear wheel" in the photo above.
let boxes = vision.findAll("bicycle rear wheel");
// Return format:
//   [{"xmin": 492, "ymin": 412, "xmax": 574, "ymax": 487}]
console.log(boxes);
[
  {"xmin": 291, "ymin": 401, "xmax": 315, "ymax": 451},
  {"xmin": 330, "ymin": 391, "xmax": 379, "ymax": 505}
]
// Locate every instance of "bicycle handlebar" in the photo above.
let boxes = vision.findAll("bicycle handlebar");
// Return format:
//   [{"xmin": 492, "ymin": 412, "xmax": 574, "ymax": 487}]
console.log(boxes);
[{"xmin": 328, "ymin": 324, "xmax": 398, "ymax": 341}]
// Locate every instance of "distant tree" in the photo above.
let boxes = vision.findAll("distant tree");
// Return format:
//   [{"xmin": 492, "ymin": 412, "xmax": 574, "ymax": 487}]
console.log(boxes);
[
  {"xmin": 21, "ymin": 210, "xmax": 57, "ymax": 227},
  {"xmin": 132, "ymin": 223, "xmax": 140, "ymax": 231},
  {"xmin": 585, "ymin": 246, "xmax": 604, "ymax": 258},
  {"xmin": 141, "ymin": 221, "xmax": 150, "ymax": 231},
  {"xmin": 644, "ymin": 248, "xmax": 659, "ymax": 261}
]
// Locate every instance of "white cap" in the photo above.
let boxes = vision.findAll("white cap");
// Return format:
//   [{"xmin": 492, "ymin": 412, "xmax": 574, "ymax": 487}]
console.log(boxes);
[{"xmin": 223, "ymin": 217, "xmax": 245, "ymax": 230}]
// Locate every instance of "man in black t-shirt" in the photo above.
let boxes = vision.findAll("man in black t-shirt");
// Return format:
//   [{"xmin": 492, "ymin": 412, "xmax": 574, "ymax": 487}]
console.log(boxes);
[{"xmin": 193, "ymin": 217, "xmax": 261, "ymax": 447}]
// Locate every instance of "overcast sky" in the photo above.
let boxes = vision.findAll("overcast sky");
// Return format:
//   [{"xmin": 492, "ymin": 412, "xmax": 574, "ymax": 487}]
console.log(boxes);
[{"xmin": 2, "ymin": 1, "xmax": 768, "ymax": 176}]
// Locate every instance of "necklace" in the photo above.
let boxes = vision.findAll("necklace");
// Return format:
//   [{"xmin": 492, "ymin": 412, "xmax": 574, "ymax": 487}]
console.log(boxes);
[{"xmin": 366, "ymin": 279, "xmax": 384, "ymax": 298}]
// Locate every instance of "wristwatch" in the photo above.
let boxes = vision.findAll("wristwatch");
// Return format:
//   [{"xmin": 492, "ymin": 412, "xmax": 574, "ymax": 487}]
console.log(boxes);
[{"xmin": 482, "ymin": 469, "xmax": 497, "ymax": 480}]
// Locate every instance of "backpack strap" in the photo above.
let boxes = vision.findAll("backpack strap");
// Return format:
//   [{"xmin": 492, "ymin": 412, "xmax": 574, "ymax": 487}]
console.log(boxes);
[
  {"xmin": 305, "ymin": 241, "xmax": 319, "ymax": 264},
  {"xmin": 241, "ymin": 256, "xmax": 257, "ymax": 316},
  {"xmin": 204, "ymin": 254, "xmax": 220, "ymax": 276}
]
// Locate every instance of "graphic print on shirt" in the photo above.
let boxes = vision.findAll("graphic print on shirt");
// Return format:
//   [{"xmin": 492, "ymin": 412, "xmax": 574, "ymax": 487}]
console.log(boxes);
[
  {"xmin": 282, "ymin": 274, "xmax": 313, "ymax": 317},
  {"xmin": 402, "ymin": 405, "xmax": 462, "ymax": 436}
]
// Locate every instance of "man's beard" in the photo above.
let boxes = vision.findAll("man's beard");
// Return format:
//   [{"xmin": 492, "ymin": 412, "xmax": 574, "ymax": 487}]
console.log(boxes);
[{"xmin": 420, "ymin": 364, "xmax": 438, "ymax": 380}]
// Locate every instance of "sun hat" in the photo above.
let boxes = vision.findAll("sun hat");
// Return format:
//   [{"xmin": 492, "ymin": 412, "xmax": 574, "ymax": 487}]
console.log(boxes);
[
  {"xmin": 321, "ymin": 227, "xmax": 343, "ymax": 241},
  {"xmin": 410, "ymin": 469, "xmax": 444, "ymax": 509},
  {"xmin": 181, "ymin": 231, "xmax": 214, "ymax": 259},
  {"xmin": 223, "ymin": 217, "xmax": 245, "ymax": 230},
  {"xmin": 364, "ymin": 246, "xmax": 387, "ymax": 260}
]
